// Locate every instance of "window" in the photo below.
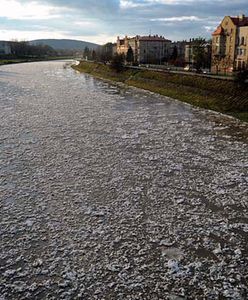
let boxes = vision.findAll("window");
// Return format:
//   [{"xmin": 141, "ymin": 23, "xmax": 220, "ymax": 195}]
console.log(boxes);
[
  {"xmin": 241, "ymin": 37, "xmax": 245, "ymax": 45},
  {"xmin": 238, "ymin": 48, "xmax": 244, "ymax": 56}
]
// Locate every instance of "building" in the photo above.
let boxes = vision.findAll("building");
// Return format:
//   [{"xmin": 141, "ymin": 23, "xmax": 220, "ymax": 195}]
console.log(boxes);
[
  {"xmin": 185, "ymin": 39, "xmax": 211, "ymax": 69},
  {"xmin": 165, "ymin": 41, "xmax": 188, "ymax": 66},
  {"xmin": 184, "ymin": 42, "xmax": 194, "ymax": 66},
  {"xmin": 0, "ymin": 41, "xmax": 11, "ymax": 55},
  {"xmin": 117, "ymin": 35, "xmax": 171, "ymax": 64},
  {"xmin": 112, "ymin": 43, "xmax": 117, "ymax": 56},
  {"xmin": 100, "ymin": 42, "xmax": 116, "ymax": 61},
  {"xmin": 211, "ymin": 14, "xmax": 248, "ymax": 73},
  {"xmin": 169, "ymin": 41, "xmax": 187, "ymax": 59}
]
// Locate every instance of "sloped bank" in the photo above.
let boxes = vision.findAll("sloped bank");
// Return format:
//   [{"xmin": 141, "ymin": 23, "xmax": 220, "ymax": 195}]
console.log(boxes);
[
  {"xmin": 0, "ymin": 56, "xmax": 74, "ymax": 66},
  {"xmin": 72, "ymin": 61, "xmax": 248, "ymax": 122}
]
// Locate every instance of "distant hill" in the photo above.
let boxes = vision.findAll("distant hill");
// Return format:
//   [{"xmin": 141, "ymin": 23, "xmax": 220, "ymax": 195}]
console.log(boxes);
[{"xmin": 30, "ymin": 39, "xmax": 99, "ymax": 50}]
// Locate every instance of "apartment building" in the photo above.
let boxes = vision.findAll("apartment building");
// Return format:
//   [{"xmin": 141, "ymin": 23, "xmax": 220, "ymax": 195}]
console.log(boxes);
[
  {"xmin": 117, "ymin": 35, "xmax": 171, "ymax": 64},
  {"xmin": 211, "ymin": 14, "xmax": 248, "ymax": 73},
  {"xmin": 170, "ymin": 41, "xmax": 188, "ymax": 60},
  {"xmin": 184, "ymin": 39, "xmax": 211, "ymax": 68}
]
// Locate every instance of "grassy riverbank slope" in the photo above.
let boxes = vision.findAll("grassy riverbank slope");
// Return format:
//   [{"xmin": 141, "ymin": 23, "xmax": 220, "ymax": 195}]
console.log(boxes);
[
  {"xmin": 0, "ymin": 56, "xmax": 74, "ymax": 66},
  {"xmin": 73, "ymin": 61, "xmax": 248, "ymax": 122}
]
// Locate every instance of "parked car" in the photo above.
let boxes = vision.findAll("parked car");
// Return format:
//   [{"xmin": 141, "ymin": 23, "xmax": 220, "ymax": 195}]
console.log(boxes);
[{"xmin": 184, "ymin": 65, "xmax": 196, "ymax": 72}]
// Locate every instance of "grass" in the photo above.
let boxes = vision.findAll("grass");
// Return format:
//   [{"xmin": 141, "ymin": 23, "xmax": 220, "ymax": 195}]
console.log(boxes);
[
  {"xmin": 0, "ymin": 56, "xmax": 75, "ymax": 66},
  {"xmin": 73, "ymin": 61, "xmax": 248, "ymax": 123},
  {"xmin": 0, "ymin": 59, "xmax": 27, "ymax": 65},
  {"xmin": 229, "ymin": 112, "xmax": 248, "ymax": 122}
]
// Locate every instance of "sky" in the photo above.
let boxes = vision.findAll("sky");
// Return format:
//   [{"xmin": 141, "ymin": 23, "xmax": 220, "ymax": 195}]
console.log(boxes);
[{"xmin": 0, "ymin": 0, "xmax": 247, "ymax": 44}]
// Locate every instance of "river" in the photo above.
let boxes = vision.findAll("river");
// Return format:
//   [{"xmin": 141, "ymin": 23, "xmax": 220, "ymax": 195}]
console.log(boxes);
[{"xmin": 0, "ymin": 61, "xmax": 247, "ymax": 299}]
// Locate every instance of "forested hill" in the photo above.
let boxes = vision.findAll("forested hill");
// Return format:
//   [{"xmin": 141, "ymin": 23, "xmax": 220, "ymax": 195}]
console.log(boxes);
[{"xmin": 30, "ymin": 39, "xmax": 99, "ymax": 50}]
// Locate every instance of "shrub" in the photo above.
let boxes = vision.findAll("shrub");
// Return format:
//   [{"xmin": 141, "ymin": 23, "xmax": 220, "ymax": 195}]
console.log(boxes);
[
  {"xmin": 234, "ymin": 70, "xmax": 248, "ymax": 86},
  {"xmin": 110, "ymin": 54, "xmax": 125, "ymax": 72}
]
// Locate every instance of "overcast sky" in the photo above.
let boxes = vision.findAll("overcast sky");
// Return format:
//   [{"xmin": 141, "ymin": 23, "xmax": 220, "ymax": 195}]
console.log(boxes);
[{"xmin": 0, "ymin": 0, "xmax": 247, "ymax": 44}]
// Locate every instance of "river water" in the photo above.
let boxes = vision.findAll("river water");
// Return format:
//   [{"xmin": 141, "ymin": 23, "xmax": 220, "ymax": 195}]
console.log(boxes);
[{"xmin": 0, "ymin": 61, "xmax": 247, "ymax": 299}]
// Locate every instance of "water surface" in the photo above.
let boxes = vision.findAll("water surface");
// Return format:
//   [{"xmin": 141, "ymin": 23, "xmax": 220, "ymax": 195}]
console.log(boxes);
[{"xmin": 0, "ymin": 61, "xmax": 247, "ymax": 299}]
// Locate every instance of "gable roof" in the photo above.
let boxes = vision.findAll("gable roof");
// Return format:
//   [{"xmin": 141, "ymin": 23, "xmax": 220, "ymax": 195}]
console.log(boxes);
[{"xmin": 230, "ymin": 16, "xmax": 248, "ymax": 26}]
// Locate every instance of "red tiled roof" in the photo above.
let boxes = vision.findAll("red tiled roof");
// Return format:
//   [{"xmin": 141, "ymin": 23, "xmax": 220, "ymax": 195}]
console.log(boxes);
[
  {"xmin": 212, "ymin": 26, "xmax": 224, "ymax": 36},
  {"xmin": 230, "ymin": 16, "xmax": 248, "ymax": 26}
]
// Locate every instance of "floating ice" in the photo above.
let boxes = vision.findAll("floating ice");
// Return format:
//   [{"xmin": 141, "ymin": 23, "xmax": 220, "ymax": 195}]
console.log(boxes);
[{"xmin": 0, "ymin": 61, "xmax": 247, "ymax": 299}]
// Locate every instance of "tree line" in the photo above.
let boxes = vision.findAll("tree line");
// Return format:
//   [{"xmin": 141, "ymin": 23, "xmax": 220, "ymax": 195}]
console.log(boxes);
[{"xmin": 1, "ymin": 41, "xmax": 57, "ymax": 58}]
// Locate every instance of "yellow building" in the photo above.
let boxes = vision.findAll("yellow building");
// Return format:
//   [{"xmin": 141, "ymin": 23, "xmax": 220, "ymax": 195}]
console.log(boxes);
[{"xmin": 211, "ymin": 14, "xmax": 248, "ymax": 73}]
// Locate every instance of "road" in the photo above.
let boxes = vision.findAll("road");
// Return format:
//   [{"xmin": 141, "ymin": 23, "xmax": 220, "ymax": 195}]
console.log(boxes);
[
  {"xmin": 0, "ymin": 61, "xmax": 247, "ymax": 299},
  {"xmin": 127, "ymin": 65, "xmax": 235, "ymax": 81}
]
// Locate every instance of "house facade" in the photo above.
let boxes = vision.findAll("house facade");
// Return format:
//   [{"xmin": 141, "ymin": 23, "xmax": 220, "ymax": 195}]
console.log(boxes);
[
  {"xmin": 184, "ymin": 39, "xmax": 211, "ymax": 68},
  {"xmin": 170, "ymin": 41, "xmax": 188, "ymax": 60},
  {"xmin": 185, "ymin": 44, "xmax": 194, "ymax": 66},
  {"xmin": 117, "ymin": 35, "xmax": 171, "ymax": 64},
  {"xmin": 0, "ymin": 41, "xmax": 11, "ymax": 55},
  {"xmin": 211, "ymin": 14, "xmax": 248, "ymax": 73}
]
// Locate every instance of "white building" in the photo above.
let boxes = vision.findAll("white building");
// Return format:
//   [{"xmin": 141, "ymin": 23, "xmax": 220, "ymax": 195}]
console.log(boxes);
[{"xmin": 117, "ymin": 35, "xmax": 171, "ymax": 64}]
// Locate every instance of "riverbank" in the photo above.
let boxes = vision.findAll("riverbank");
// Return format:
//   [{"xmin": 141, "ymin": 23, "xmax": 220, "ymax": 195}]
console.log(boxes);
[
  {"xmin": 0, "ymin": 56, "xmax": 74, "ymax": 66},
  {"xmin": 73, "ymin": 61, "xmax": 248, "ymax": 122}
]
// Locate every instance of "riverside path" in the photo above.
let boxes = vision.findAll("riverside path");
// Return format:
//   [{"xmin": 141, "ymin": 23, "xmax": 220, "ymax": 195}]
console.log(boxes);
[{"xmin": 0, "ymin": 61, "xmax": 248, "ymax": 299}]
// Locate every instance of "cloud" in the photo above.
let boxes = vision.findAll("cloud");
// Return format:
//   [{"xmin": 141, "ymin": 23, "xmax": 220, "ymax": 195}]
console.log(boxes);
[
  {"xmin": 0, "ymin": 0, "xmax": 248, "ymax": 43},
  {"xmin": 150, "ymin": 16, "xmax": 202, "ymax": 22},
  {"xmin": 41, "ymin": 0, "xmax": 120, "ymax": 17},
  {"xmin": 120, "ymin": 0, "xmax": 144, "ymax": 8},
  {"xmin": 120, "ymin": 0, "xmax": 192, "ymax": 8},
  {"xmin": 0, "ymin": 29, "xmax": 69, "ymax": 40},
  {"xmin": 0, "ymin": 0, "xmax": 69, "ymax": 20},
  {"xmin": 3, "ymin": 32, "xmax": 114, "ymax": 45},
  {"xmin": 204, "ymin": 26, "xmax": 217, "ymax": 33}
]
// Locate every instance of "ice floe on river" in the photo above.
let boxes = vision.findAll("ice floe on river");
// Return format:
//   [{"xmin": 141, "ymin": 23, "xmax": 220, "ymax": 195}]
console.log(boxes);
[{"xmin": 0, "ymin": 61, "xmax": 247, "ymax": 299}]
